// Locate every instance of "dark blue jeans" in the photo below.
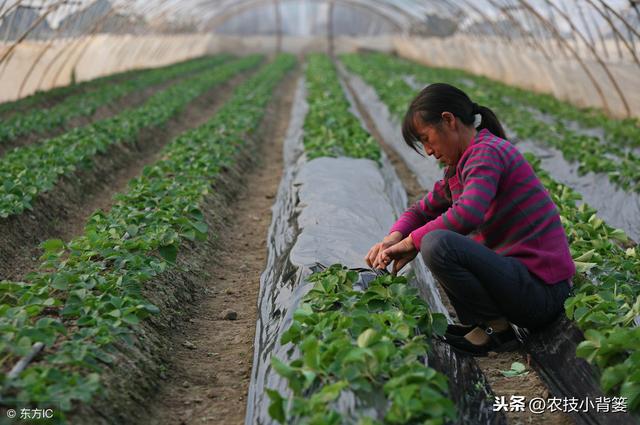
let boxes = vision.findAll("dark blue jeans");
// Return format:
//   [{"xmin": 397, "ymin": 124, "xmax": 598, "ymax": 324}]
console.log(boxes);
[{"xmin": 420, "ymin": 229, "xmax": 571, "ymax": 330}]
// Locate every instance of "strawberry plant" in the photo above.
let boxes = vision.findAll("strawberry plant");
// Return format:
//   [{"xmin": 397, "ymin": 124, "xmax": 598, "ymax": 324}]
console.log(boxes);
[
  {"xmin": 0, "ymin": 55, "xmax": 262, "ymax": 219},
  {"xmin": 304, "ymin": 54, "xmax": 380, "ymax": 161},
  {"xmin": 530, "ymin": 153, "xmax": 640, "ymax": 411},
  {"xmin": 0, "ymin": 54, "xmax": 295, "ymax": 419},
  {"xmin": 268, "ymin": 265, "xmax": 455, "ymax": 424},
  {"xmin": 0, "ymin": 54, "xmax": 231, "ymax": 146}
]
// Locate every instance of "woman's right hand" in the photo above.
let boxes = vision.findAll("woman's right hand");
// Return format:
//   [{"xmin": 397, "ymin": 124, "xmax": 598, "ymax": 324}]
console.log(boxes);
[{"xmin": 365, "ymin": 231, "xmax": 404, "ymax": 269}]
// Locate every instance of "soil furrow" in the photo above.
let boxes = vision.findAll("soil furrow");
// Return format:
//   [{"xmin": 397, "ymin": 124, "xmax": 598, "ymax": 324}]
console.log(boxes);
[
  {"xmin": 0, "ymin": 64, "xmax": 217, "ymax": 157},
  {"xmin": 140, "ymin": 65, "xmax": 300, "ymax": 425},
  {"xmin": 0, "ymin": 69, "xmax": 256, "ymax": 282},
  {"xmin": 338, "ymin": 65, "xmax": 574, "ymax": 425}
]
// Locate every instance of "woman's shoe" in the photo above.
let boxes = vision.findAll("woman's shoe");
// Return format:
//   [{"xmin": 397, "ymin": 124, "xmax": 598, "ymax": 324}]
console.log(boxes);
[{"xmin": 442, "ymin": 324, "xmax": 520, "ymax": 357}]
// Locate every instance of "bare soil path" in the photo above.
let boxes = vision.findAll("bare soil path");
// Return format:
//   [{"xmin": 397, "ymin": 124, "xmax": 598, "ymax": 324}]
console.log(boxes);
[
  {"xmin": 141, "ymin": 67, "xmax": 299, "ymax": 425},
  {"xmin": 339, "ymin": 68, "xmax": 574, "ymax": 425}
]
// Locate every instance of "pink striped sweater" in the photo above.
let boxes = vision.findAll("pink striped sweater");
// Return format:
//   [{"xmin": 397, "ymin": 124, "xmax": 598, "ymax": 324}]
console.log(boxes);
[{"xmin": 390, "ymin": 129, "xmax": 575, "ymax": 285}]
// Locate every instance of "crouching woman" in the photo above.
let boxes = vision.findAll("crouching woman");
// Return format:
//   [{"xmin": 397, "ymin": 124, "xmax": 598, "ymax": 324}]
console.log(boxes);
[{"xmin": 365, "ymin": 83, "xmax": 575, "ymax": 356}]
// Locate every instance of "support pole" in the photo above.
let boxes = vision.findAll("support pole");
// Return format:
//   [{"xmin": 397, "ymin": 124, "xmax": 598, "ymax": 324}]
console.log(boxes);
[
  {"xmin": 327, "ymin": 0, "xmax": 335, "ymax": 57},
  {"xmin": 274, "ymin": 0, "xmax": 282, "ymax": 53}
]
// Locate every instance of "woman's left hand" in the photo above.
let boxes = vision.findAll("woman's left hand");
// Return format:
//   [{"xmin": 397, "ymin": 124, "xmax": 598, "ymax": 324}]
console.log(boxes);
[{"xmin": 377, "ymin": 235, "xmax": 418, "ymax": 275}]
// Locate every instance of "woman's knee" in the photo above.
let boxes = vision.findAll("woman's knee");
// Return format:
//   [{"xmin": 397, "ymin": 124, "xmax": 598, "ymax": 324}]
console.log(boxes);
[{"xmin": 420, "ymin": 229, "xmax": 457, "ymax": 269}]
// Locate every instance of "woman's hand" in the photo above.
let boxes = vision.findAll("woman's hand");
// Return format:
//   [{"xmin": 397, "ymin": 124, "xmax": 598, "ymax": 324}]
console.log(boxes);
[
  {"xmin": 366, "ymin": 231, "xmax": 403, "ymax": 269},
  {"xmin": 381, "ymin": 235, "xmax": 418, "ymax": 275}
]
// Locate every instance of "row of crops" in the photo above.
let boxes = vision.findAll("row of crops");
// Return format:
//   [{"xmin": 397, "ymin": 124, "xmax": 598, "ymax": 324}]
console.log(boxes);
[
  {"xmin": 340, "ymin": 52, "xmax": 640, "ymax": 413},
  {"xmin": 0, "ymin": 55, "xmax": 261, "ymax": 218},
  {"xmin": 0, "ymin": 63, "xmax": 155, "ymax": 117},
  {"xmin": 302, "ymin": 55, "xmax": 380, "ymax": 162},
  {"xmin": 0, "ymin": 55, "xmax": 232, "ymax": 148},
  {"xmin": 0, "ymin": 54, "xmax": 295, "ymax": 421}
]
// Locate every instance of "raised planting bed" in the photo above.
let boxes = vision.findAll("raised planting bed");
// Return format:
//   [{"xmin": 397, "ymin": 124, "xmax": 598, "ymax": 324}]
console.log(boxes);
[{"xmin": 0, "ymin": 55, "xmax": 262, "ymax": 220}]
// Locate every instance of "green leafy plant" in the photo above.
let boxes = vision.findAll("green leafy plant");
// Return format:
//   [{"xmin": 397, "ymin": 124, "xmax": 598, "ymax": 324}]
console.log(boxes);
[
  {"xmin": 0, "ymin": 54, "xmax": 296, "ymax": 419},
  {"xmin": 0, "ymin": 54, "xmax": 232, "ymax": 145},
  {"xmin": 0, "ymin": 55, "xmax": 262, "ymax": 219},
  {"xmin": 303, "ymin": 54, "xmax": 381, "ymax": 162},
  {"xmin": 500, "ymin": 362, "xmax": 529, "ymax": 378},
  {"xmin": 269, "ymin": 265, "xmax": 455, "ymax": 424},
  {"xmin": 342, "ymin": 52, "xmax": 640, "ymax": 412}
]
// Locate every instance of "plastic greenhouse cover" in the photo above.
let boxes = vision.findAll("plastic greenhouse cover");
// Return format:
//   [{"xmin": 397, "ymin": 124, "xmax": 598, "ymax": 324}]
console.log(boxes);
[{"xmin": 245, "ymin": 75, "xmax": 504, "ymax": 425}]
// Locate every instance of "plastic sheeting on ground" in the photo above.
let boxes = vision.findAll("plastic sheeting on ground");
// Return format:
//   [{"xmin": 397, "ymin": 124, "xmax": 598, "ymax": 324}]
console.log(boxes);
[{"xmin": 245, "ymin": 73, "xmax": 504, "ymax": 425}]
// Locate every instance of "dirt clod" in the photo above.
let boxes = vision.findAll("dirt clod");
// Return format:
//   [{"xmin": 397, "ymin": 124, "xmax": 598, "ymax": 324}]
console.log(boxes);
[
  {"xmin": 182, "ymin": 341, "xmax": 197, "ymax": 350},
  {"xmin": 221, "ymin": 309, "xmax": 238, "ymax": 320}
]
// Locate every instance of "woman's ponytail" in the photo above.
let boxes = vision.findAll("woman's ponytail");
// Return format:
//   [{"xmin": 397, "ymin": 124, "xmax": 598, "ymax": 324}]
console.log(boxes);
[{"xmin": 475, "ymin": 104, "xmax": 506, "ymax": 139}]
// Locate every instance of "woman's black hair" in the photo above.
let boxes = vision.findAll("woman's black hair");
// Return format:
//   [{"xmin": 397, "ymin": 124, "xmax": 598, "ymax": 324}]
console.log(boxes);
[
  {"xmin": 401, "ymin": 82, "xmax": 506, "ymax": 154},
  {"xmin": 401, "ymin": 83, "xmax": 506, "ymax": 201}
]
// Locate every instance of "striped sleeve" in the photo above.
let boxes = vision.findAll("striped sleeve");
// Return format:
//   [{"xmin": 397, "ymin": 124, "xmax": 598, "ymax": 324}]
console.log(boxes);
[
  {"xmin": 389, "ymin": 177, "xmax": 451, "ymax": 237},
  {"xmin": 410, "ymin": 145, "xmax": 503, "ymax": 249}
]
